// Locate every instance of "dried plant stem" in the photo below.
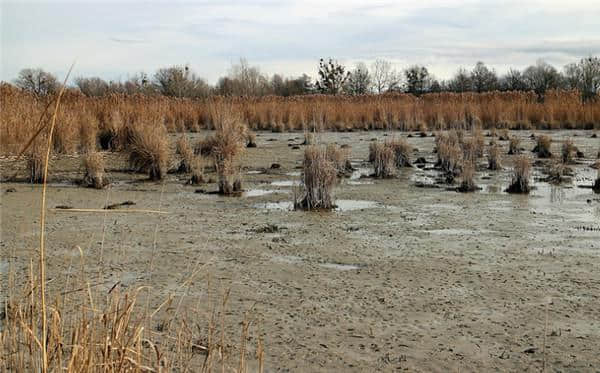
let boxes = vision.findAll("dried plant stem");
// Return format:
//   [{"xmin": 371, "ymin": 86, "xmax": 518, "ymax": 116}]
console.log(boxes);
[{"xmin": 38, "ymin": 63, "xmax": 73, "ymax": 373}]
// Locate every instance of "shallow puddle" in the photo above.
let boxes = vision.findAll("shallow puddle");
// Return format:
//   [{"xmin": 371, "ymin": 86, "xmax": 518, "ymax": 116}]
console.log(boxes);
[
  {"xmin": 244, "ymin": 189, "xmax": 275, "ymax": 197},
  {"xmin": 254, "ymin": 199, "xmax": 384, "ymax": 212},
  {"xmin": 350, "ymin": 167, "xmax": 372, "ymax": 180},
  {"xmin": 271, "ymin": 180, "xmax": 300, "ymax": 187},
  {"xmin": 346, "ymin": 180, "xmax": 374, "ymax": 185}
]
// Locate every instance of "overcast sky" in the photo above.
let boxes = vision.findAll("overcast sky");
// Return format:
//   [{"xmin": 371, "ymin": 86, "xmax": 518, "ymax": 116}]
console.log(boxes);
[{"xmin": 2, "ymin": 0, "xmax": 599, "ymax": 84}]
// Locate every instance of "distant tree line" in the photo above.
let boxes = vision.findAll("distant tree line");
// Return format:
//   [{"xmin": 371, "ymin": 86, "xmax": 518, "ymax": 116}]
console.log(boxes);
[{"xmin": 10, "ymin": 56, "xmax": 600, "ymax": 102}]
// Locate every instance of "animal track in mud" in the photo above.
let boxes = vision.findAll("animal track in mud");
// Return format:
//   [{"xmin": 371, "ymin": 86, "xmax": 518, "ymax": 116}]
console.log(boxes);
[{"xmin": 574, "ymin": 225, "xmax": 600, "ymax": 232}]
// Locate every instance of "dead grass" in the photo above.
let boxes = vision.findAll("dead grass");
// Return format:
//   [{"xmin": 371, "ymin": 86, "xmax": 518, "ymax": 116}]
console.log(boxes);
[
  {"xmin": 508, "ymin": 137, "xmax": 521, "ymax": 155},
  {"xmin": 295, "ymin": 145, "xmax": 338, "ymax": 210},
  {"xmin": 195, "ymin": 135, "xmax": 218, "ymax": 156},
  {"xmin": 27, "ymin": 140, "xmax": 45, "ymax": 184},
  {"xmin": 325, "ymin": 143, "xmax": 353, "ymax": 176},
  {"xmin": 78, "ymin": 112, "xmax": 98, "ymax": 153},
  {"xmin": 246, "ymin": 131, "xmax": 257, "ymax": 148},
  {"xmin": 370, "ymin": 142, "xmax": 396, "ymax": 178},
  {"xmin": 533, "ymin": 135, "xmax": 552, "ymax": 158},
  {"xmin": 458, "ymin": 161, "xmax": 478, "ymax": 192},
  {"xmin": 506, "ymin": 155, "xmax": 532, "ymax": 193},
  {"xmin": 189, "ymin": 156, "xmax": 206, "ymax": 184},
  {"xmin": 436, "ymin": 133, "xmax": 462, "ymax": 181},
  {"xmin": 488, "ymin": 142, "xmax": 501, "ymax": 170},
  {"xmin": 2, "ymin": 74, "xmax": 263, "ymax": 373},
  {"xmin": 81, "ymin": 151, "xmax": 108, "ymax": 189},
  {"xmin": 303, "ymin": 131, "xmax": 315, "ymax": 146},
  {"xmin": 544, "ymin": 163, "xmax": 573, "ymax": 184},
  {"xmin": 472, "ymin": 126, "xmax": 485, "ymax": 158},
  {"xmin": 211, "ymin": 103, "xmax": 248, "ymax": 194},
  {"xmin": 128, "ymin": 124, "xmax": 170, "ymax": 180},
  {"xmin": 387, "ymin": 138, "xmax": 412, "ymax": 168},
  {"xmin": 561, "ymin": 138, "xmax": 576, "ymax": 164},
  {"xmin": 176, "ymin": 135, "xmax": 195, "ymax": 173},
  {"xmin": 3, "ymin": 86, "xmax": 600, "ymax": 157}
]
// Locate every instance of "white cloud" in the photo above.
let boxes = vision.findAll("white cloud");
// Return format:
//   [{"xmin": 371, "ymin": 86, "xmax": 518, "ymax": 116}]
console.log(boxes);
[{"xmin": 2, "ymin": 0, "xmax": 599, "ymax": 83}]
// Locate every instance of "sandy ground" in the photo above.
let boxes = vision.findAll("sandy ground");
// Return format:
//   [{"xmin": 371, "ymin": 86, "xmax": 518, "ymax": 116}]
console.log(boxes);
[{"xmin": 1, "ymin": 130, "xmax": 600, "ymax": 372}]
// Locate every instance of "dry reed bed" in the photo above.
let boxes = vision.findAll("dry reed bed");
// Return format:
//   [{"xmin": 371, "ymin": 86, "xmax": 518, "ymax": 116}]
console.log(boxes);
[{"xmin": 3, "ymin": 84, "xmax": 600, "ymax": 156}]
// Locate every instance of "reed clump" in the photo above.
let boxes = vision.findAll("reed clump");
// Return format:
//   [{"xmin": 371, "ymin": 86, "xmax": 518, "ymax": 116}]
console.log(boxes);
[
  {"xmin": 189, "ymin": 156, "xmax": 206, "ymax": 184},
  {"xmin": 81, "ymin": 151, "xmax": 108, "ymax": 188},
  {"xmin": 176, "ymin": 135, "xmax": 195, "ymax": 173},
  {"xmin": 369, "ymin": 142, "xmax": 396, "ymax": 178},
  {"xmin": 295, "ymin": 145, "xmax": 338, "ymax": 210},
  {"xmin": 211, "ymin": 104, "xmax": 248, "ymax": 194},
  {"xmin": 472, "ymin": 127, "xmax": 485, "ymax": 158},
  {"xmin": 27, "ymin": 141, "xmax": 46, "ymax": 184},
  {"xmin": 561, "ymin": 138, "xmax": 576, "ymax": 164},
  {"xmin": 246, "ymin": 131, "xmax": 257, "ymax": 148},
  {"xmin": 488, "ymin": 142, "xmax": 501, "ymax": 170},
  {"xmin": 436, "ymin": 133, "xmax": 462, "ymax": 182},
  {"xmin": 128, "ymin": 124, "xmax": 169, "ymax": 180},
  {"xmin": 508, "ymin": 137, "xmax": 521, "ymax": 155},
  {"xmin": 458, "ymin": 161, "xmax": 478, "ymax": 192},
  {"xmin": 387, "ymin": 138, "xmax": 412, "ymax": 168},
  {"xmin": 593, "ymin": 168, "xmax": 600, "ymax": 193},
  {"xmin": 533, "ymin": 135, "xmax": 552, "ymax": 158},
  {"xmin": 506, "ymin": 155, "xmax": 532, "ymax": 193},
  {"xmin": 544, "ymin": 163, "xmax": 573, "ymax": 184},
  {"xmin": 195, "ymin": 135, "xmax": 218, "ymax": 156},
  {"xmin": 325, "ymin": 143, "xmax": 353, "ymax": 177}
]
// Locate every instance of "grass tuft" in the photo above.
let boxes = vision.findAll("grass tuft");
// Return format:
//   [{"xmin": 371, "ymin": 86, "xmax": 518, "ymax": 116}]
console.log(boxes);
[
  {"xmin": 458, "ymin": 161, "xmax": 478, "ymax": 192},
  {"xmin": 488, "ymin": 142, "xmax": 501, "ymax": 170},
  {"xmin": 128, "ymin": 125, "xmax": 169, "ymax": 180},
  {"xmin": 506, "ymin": 155, "xmax": 531, "ymax": 193},
  {"xmin": 533, "ymin": 135, "xmax": 552, "ymax": 158},
  {"xmin": 295, "ymin": 145, "xmax": 338, "ymax": 210},
  {"xmin": 82, "ymin": 151, "xmax": 108, "ymax": 188},
  {"xmin": 561, "ymin": 138, "xmax": 576, "ymax": 164},
  {"xmin": 508, "ymin": 137, "xmax": 521, "ymax": 155},
  {"xmin": 211, "ymin": 104, "xmax": 248, "ymax": 194}
]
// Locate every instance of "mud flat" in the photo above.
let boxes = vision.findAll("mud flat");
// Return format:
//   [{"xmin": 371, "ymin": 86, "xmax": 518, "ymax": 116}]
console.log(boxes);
[{"xmin": 2, "ymin": 130, "xmax": 599, "ymax": 371}]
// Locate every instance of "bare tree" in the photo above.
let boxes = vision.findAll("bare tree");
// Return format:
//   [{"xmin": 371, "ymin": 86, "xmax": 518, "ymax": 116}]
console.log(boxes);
[
  {"xmin": 448, "ymin": 68, "xmax": 472, "ymax": 92},
  {"xmin": 228, "ymin": 58, "xmax": 270, "ymax": 96},
  {"xmin": 523, "ymin": 60, "xmax": 563, "ymax": 99},
  {"xmin": 564, "ymin": 56, "xmax": 600, "ymax": 101},
  {"xmin": 345, "ymin": 62, "xmax": 371, "ymax": 95},
  {"xmin": 500, "ymin": 69, "xmax": 527, "ymax": 91},
  {"xmin": 470, "ymin": 61, "xmax": 498, "ymax": 92},
  {"xmin": 75, "ymin": 77, "xmax": 110, "ymax": 97},
  {"xmin": 14, "ymin": 68, "xmax": 58, "ymax": 96},
  {"xmin": 404, "ymin": 65, "xmax": 430, "ymax": 95},
  {"xmin": 153, "ymin": 65, "xmax": 209, "ymax": 98},
  {"xmin": 315, "ymin": 58, "xmax": 350, "ymax": 95},
  {"xmin": 371, "ymin": 59, "xmax": 400, "ymax": 93}
]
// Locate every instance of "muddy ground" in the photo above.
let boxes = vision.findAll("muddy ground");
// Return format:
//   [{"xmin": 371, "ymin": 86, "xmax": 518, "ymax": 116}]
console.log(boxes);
[{"xmin": 1, "ymin": 130, "xmax": 600, "ymax": 372}]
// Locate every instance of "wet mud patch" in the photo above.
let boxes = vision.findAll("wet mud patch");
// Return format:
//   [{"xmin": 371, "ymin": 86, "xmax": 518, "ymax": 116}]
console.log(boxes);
[{"xmin": 254, "ymin": 199, "xmax": 387, "ymax": 212}]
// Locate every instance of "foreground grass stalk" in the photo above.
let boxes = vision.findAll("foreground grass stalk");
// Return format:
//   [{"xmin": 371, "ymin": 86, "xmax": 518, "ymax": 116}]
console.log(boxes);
[{"xmin": 38, "ymin": 64, "xmax": 73, "ymax": 373}]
